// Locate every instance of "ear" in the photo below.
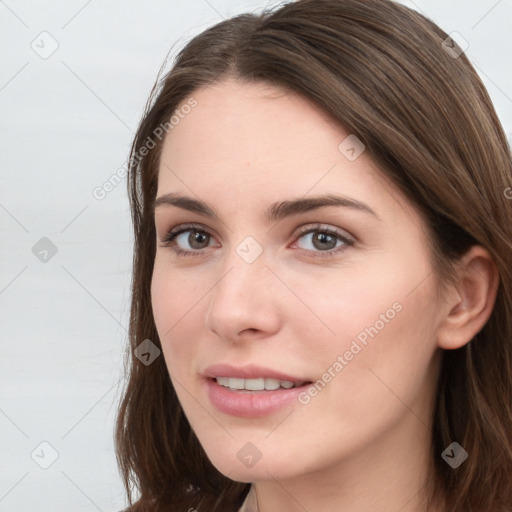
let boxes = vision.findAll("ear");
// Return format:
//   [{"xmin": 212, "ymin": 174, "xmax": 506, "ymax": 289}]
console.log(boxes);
[{"xmin": 437, "ymin": 245, "xmax": 499, "ymax": 350}]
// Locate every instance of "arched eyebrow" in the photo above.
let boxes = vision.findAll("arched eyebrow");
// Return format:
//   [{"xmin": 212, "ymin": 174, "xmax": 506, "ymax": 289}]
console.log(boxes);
[{"xmin": 154, "ymin": 192, "xmax": 380, "ymax": 222}]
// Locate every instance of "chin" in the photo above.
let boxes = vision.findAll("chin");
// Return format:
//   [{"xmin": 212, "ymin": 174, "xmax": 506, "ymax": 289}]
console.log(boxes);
[{"xmin": 201, "ymin": 441, "xmax": 308, "ymax": 483}]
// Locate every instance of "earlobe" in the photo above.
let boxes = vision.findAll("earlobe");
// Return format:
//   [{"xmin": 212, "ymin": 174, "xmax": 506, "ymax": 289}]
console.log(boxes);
[{"xmin": 437, "ymin": 246, "xmax": 499, "ymax": 350}]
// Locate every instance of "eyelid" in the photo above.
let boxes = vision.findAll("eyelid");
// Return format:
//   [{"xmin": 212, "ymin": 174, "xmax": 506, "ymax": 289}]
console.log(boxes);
[
  {"xmin": 160, "ymin": 222, "xmax": 215, "ymax": 241},
  {"xmin": 293, "ymin": 223, "xmax": 353, "ymax": 242}
]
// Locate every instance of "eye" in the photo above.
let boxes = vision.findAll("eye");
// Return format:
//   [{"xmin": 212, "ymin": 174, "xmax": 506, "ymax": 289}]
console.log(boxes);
[
  {"xmin": 292, "ymin": 225, "xmax": 354, "ymax": 258},
  {"xmin": 159, "ymin": 223, "xmax": 217, "ymax": 256}
]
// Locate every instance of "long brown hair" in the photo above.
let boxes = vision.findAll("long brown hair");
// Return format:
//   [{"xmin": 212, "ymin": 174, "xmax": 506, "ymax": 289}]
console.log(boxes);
[{"xmin": 115, "ymin": 0, "xmax": 512, "ymax": 510}]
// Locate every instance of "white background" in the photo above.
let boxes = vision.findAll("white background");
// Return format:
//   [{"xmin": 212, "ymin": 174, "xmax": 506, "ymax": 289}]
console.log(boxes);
[{"xmin": 1, "ymin": 0, "xmax": 511, "ymax": 510}]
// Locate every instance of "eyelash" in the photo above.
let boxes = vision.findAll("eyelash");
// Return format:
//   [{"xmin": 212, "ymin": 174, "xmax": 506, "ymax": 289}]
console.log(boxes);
[{"xmin": 159, "ymin": 223, "xmax": 354, "ymax": 259}]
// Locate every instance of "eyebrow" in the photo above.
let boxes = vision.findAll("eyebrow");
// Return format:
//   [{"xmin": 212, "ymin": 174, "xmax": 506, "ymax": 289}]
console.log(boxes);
[{"xmin": 153, "ymin": 192, "xmax": 380, "ymax": 222}]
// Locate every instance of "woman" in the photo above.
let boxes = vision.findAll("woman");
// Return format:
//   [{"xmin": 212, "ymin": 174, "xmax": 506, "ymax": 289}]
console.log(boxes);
[{"xmin": 115, "ymin": 0, "xmax": 512, "ymax": 510}]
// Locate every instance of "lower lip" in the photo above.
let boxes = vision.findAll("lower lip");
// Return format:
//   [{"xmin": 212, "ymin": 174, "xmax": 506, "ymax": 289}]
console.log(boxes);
[{"xmin": 206, "ymin": 378, "xmax": 310, "ymax": 418}]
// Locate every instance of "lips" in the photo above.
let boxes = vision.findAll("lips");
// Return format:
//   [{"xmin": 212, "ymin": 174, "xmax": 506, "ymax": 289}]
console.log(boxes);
[{"xmin": 203, "ymin": 364, "xmax": 312, "ymax": 417}]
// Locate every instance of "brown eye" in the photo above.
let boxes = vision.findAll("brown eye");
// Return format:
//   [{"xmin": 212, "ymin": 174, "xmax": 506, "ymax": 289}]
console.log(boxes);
[
  {"xmin": 296, "ymin": 229, "xmax": 347, "ymax": 251},
  {"xmin": 294, "ymin": 226, "xmax": 354, "ymax": 259},
  {"xmin": 161, "ymin": 224, "xmax": 216, "ymax": 256},
  {"xmin": 311, "ymin": 232, "xmax": 338, "ymax": 251},
  {"xmin": 187, "ymin": 230, "xmax": 210, "ymax": 249}
]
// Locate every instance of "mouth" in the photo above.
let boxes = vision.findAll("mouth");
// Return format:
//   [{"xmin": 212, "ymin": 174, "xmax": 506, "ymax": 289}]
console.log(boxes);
[
  {"xmin": 213, "ymin": 376, "xmax": 309, "ymax": 392},
  {"xmin": 203, "ymin": 364, "xmax": 313, "ymax": 417}
]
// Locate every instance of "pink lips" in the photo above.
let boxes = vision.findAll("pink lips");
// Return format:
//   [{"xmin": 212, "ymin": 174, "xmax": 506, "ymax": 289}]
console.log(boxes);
[{"xmin": 203, "ymin": 364, "xmax": 311, "ymax": 418}]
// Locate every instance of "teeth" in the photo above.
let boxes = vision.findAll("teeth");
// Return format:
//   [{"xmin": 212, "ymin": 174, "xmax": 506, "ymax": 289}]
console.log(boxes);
[
  {"xmin": 228, "ymin": 377, "xmax": 245, "ymax": 390},
  {"xmin": 216, "ymin": 377, "xmax": 230, "ymax": 387},
  {"xmin": 215, "ymin": 377, "xmax": 298, "ymax": 391},
  {"xmin": 264, "ymin": 378, "xmax": 280, "ymax": 390},
  {"xmin": 245, "ymin": 378, "xmax": 265, "ymax": 391}
]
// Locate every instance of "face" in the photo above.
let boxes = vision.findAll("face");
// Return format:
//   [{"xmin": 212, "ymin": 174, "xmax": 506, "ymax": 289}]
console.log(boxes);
[{"xmin": 151, "ymin": 78, "xmax": 444, "ymax": 484}]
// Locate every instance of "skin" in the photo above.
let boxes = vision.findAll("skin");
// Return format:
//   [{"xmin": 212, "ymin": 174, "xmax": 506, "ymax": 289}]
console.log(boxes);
[{"xmin": 151, "ymin": 78, "xmax": 498, "ymax": 512}]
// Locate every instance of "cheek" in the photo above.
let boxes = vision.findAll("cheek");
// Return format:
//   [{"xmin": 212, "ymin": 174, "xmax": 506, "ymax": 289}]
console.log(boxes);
[
  {"xmin": 305, "ymin": 271, "xmax": 440, "ymax": 433},
  {"xmin": 151, "ymin": 262, "xmax": 185, "ymax": 352},
  {"xmin": 151, "ymin": 262, "xmax": 175, "ymax": 337},
  {"xmin": 287, "ymin": 257, "xmax": 425, "ymax": 352},
  {"xmin": 150, "ymin": 259, "xmax": 206, "ymax": 377},
  {"xmin": 151, "ymin": 257, "xmax": 199, "ymax": 329},
  {"xmin": 293, "ymin": 251, "xmax": 439, "ymax": 401}
]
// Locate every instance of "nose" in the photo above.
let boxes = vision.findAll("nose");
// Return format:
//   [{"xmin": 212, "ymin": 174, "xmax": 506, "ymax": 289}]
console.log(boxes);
[{"xmin": 203, "ymin": 245, "xmax": 282, "ymax": 343}]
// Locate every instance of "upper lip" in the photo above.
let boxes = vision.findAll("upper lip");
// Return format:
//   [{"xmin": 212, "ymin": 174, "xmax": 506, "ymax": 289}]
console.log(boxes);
[{"xmin": 203, "ymin": 364, "xmax": 308, "ymax": 383}]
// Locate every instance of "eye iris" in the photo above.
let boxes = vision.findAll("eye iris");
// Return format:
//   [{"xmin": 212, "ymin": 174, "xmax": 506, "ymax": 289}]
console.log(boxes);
[
  {"xmin": 313, "ymin": 232, "xmax": 337, "ymax": 250},
  {"xmin": 189, "ymin": 231, "xmax": 209, "ymax": 249}
]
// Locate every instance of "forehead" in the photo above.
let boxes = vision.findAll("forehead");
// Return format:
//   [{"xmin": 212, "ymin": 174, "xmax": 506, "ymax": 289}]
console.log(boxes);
[{"xmin": 156, "ymin": 78, "xmax": 413, "ymax": 224}]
